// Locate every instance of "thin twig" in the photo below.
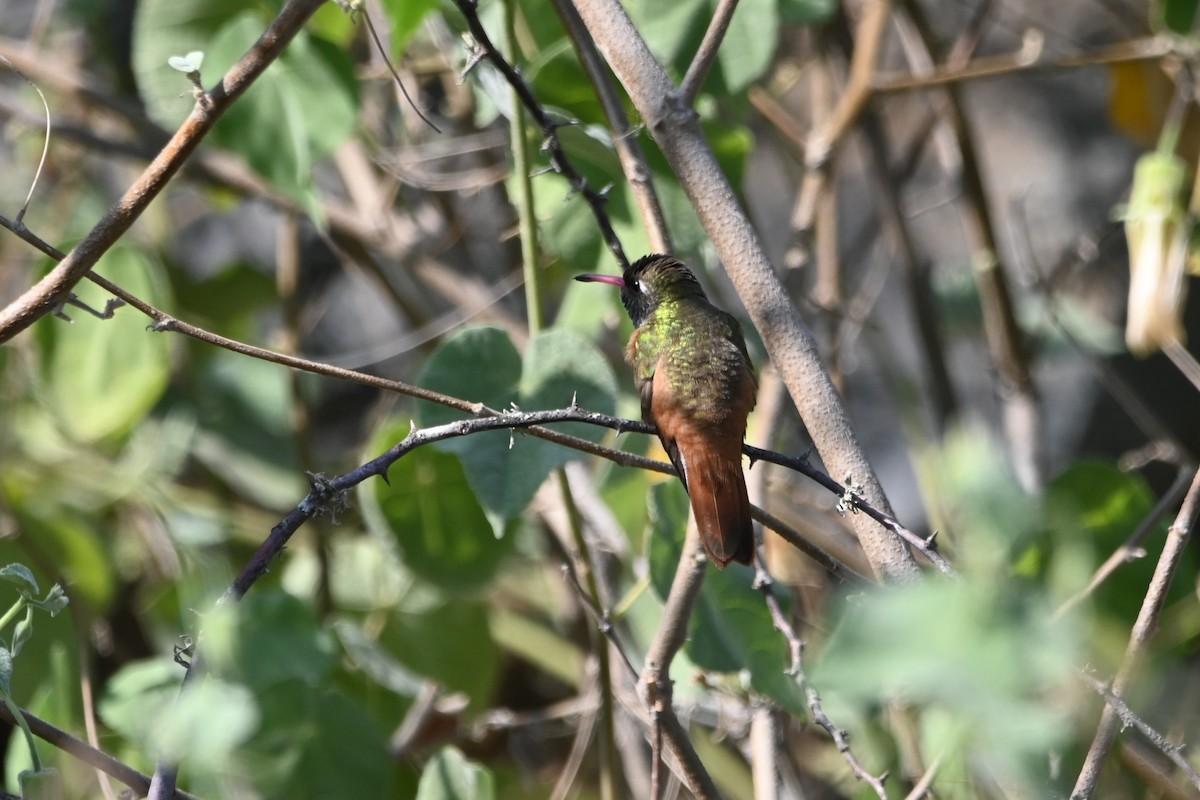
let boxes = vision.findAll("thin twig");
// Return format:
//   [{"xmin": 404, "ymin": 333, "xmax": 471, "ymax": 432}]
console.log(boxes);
[
  {"xmin": 793, "ymin": 0, "xmax": 893, "ymax": 233},
  {"xmin": 451, "ymin": 0, "xmax": 629, "ymax": 270},
  {"xmin": 1071, "ymin": 467, "xmax": 1200, "ymax": 798},
  {"xmin": 360, "ymin": 6, "xmax": 441, "ymax": 132},
  {"xmin": 753, "ymin": 559, "xmax": 890, "ymax": 798},
  {"xmin": 0, "ymin": 54, "xmax": 51, "ymax": 224},
  {"xmin": 898, "ymin": 0, "xmax": 1043, "ymax": 491},
  {"xmin": 552, "ymin": 0, "xmax": 673, "ymax": 253},
  {"xmin": 678, "ymin": 0, "xmax": 739, "ymax": 105},
  {"xmin": 872, "ymin": 34, "xmax": 1172, "ymax": 93}
]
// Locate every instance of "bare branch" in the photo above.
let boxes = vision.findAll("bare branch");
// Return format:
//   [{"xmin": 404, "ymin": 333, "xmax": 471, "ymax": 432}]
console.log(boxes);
[
  {"xmin": 678, "ymin": 0, "xmax": 739, "ymax": 106},
  {"xmin": 0, "ymin": 0, "xmax": 329, "ymax": 345}
]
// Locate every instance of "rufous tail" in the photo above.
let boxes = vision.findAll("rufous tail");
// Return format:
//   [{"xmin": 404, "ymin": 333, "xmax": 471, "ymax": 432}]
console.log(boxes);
[{"xmin": 686, "ymin": 446, "xmax": 754, "ymax": 568}]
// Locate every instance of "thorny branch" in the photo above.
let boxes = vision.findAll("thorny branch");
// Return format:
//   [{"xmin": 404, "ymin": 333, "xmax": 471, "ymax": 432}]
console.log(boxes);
[
  {"xmin": 1077, "ymin": 670, "xmax": 1200, "ymax": 792},
  {"xmin": 451, "ymin": 0, "xmax": 629, "ymax": 270},
  {"xmin": 1072, "ymin": 467, "xmax": 1200, "ymax": 798}
]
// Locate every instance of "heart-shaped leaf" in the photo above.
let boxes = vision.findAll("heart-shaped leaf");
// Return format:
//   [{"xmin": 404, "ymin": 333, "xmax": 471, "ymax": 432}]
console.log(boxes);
[{"xmin": 416, "ymin": 326, "xmax": 616, "ymax": 529}]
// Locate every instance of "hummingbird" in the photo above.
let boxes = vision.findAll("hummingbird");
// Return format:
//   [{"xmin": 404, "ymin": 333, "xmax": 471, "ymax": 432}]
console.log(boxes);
[{"xmin": 576, "ymin": 254, "xmax": 757, "ymax": 567}]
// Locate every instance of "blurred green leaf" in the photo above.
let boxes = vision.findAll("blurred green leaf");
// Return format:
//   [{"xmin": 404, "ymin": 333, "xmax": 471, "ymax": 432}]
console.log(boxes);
[
  {"xmin": 416, "ymin": 746, "xmax": 495, "ymax": 800},
  {"xmin": 624, "ymin": 0, "xmax": 780, "ymax": 92},
  {"xmin": 647, "ymin": 483, "xmax": 805, "ymax": 714},
  {"xmin": 1155, "ymin": 0, "xmax": 1200, "ymax": 32},
  {"xmin": 814, "ymin": 578, "xmax": 1076, "ymax": 790},
  {"xmin": 1045, "ymin": 461, "xmax": 1192, "ymax": 622},
  {"xmin": 333, "ymin": 619, "xmax": 426, "ymax": 697},
  {"xmin": 361, "ymin": 418, "xmax": 513, "ymax": 590},
  {"xmin": 0, "ymin": 564, "xmax": 38, "ymax": 596},
  {"xmin": 244, "ymin": 681, "xmax": 391, "ymax": 798},
  {"xmin": 713, "ymin": 0, "xmax": 779, "ymax": 93},
  {"xmin": 8, "ymin": 511, "xmax": 113, "ymax": 612},
  {"xmin": 131, "ymin": 0, "xmax": 251, "ymax": 126},
  {"xmin": 100, "ymin": 658, "xmax": 258, "ymax": 769},
  {"xmin": 383, "ymin": 599, "xmax": 501, "ymax": 711},
  {"xmin": 189, "ymin": 352, "xmax": 303, "ymax": 509},
  {"xmin": 38, "ymin": 247, "xmax": 172, "ymax": 442},
  {"xmin": 417, "ymin": 327, "xmax": 616, "ymax": 528},
  {"xmin": 380, "ymin": 0, "xmax": 442, "ymax": 55},
  {"xmin": 202, "ymin": 591, "xmax": 334, "ymax": 690}
]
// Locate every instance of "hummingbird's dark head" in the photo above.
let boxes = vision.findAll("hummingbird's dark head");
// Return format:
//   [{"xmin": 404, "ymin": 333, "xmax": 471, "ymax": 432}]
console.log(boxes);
[{"xmin": 575, "ymin": 254, "xmax": 706, "ymax": 326}]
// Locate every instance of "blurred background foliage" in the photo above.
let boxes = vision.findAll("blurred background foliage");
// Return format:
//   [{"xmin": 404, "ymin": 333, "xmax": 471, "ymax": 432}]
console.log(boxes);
[{"xmin": 0, "ymin": 0, "xmax": 1199, "ymax": 797}]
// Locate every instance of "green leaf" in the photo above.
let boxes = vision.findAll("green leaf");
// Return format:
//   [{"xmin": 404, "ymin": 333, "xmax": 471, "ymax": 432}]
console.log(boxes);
[
  {"xmin": 333, "ymin": 619, "xmax": 425, "ymax": 697},
  {"xmin": 132, "ymin": 0, "xmax": 251, "ymax": 125},
  {"xmin": 383, "ymin": 600, "xmax": 501, "ymax": 711},
  {"xmin": 11, "ymin": 608, "xmax": 33, "ymax": 659},
  {"xmin": 100, "ymin": 658, "xmax": 259, "ymax": 769},
  {"xmin": 0, "ymin": 564, "xmax": 38, "ymax": 596},
  {"xmin": 360, "ymin": 420, "xmax": 515, "ymax": 590},
  {"xmin": 204, "ymin": 14, "xmax": 358, "ymax": 205},
  {"xmin": 380, "ymin": 0, "xmax": 442, "ymax": 55},
  {"xmin": 714, "ymin": 0, "xmax": 779, "ymax": 93},
  {"xmin": 158, "ymin": 678, "xmax": 260, "ymax": 767},
  {"xmin": 1156, "ymin": 0, "xmax": 1200, "ymax": 32},
  {"xmin": 1045, "ymin": 461, "xmax": 1191, "ymax": 621},
  {"xmin": 39, "ymin": 247, "xmax": 172, "ymax": 442},
  {"xmin": 624, "ymin": 0, "xmax": 780, "ymax": 92},
  {"xmin": 813, "ymin": 580, "xmax": 1077, "ymax": 788},
  {"xmin": 416, "ymin": 326, "xmax": 616, "ymax": 527},
  {"xmin": 416, "ymin": 746, "xmax": 495, "ymax": 800},
  {"xmin": 189, "ymin": 352, "xmax": 304, "ymax": 509},
  {"xmin": 647, "ymin": 483, "xmax": 805, "ymax": 714},
  {"xmin": 520, "ymin": 328, "xmax": 618, "ymax": 440}
]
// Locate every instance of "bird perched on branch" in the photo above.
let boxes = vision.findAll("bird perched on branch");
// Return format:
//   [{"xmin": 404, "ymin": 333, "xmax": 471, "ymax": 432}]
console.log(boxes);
[{"xmin": 576, "ymin": 254, "xmax": 757, "ymax": 567}]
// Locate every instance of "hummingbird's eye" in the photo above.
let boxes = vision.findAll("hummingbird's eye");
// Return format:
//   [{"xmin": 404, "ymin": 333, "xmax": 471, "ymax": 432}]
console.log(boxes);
[{"xmin": 637, "ymin": 280, "xmax": 648, "ymax": 294}]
